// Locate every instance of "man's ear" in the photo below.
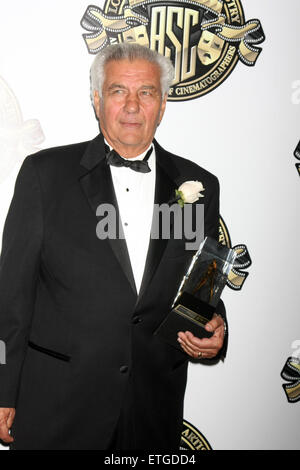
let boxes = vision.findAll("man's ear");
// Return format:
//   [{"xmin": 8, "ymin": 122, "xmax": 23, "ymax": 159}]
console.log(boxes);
[
  {"xmin": 93, "ymin": 90, "xmax": 100, "ymax": 117},
  {"xmin": 158, "ymin": 93, "xmax": 168, "ymax": 125}
]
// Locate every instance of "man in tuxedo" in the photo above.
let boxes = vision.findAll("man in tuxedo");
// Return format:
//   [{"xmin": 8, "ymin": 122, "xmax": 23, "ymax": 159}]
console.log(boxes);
[{"xmin": 0, "ymin": 43, "xmax": 227, "ymax": 450}]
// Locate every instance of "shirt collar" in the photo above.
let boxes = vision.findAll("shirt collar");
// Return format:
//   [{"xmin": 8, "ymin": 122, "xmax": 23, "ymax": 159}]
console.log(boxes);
[
  {"xmin": 104, "ymin": 138, "xmax": 152, "ymax": 160},
  {"xmin": 104, "ymin": 138, "xmax": 155, "ymax": 171}
]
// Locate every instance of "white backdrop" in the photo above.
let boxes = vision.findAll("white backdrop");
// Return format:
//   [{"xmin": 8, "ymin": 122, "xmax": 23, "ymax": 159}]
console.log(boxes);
[{"xmin": 0, "ymin": 0, "xmax": 299, "ymax": 450}]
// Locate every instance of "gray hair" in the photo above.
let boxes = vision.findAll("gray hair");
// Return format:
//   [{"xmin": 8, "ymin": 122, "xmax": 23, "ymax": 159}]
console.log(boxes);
[{"xmin": 90, "ymin": 43, "xmax": 174, "ymax": 102}]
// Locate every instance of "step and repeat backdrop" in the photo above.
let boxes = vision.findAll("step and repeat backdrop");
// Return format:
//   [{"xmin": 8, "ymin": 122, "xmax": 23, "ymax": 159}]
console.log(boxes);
[{"xmin": 0, "ymin": 0, "xmax": 299, "ymax": 450}]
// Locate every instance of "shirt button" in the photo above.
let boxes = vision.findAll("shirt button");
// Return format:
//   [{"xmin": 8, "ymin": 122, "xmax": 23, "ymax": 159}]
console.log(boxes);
[
  {"xmin": 132, "ymin": 316, "xmax": 142, "ymax": 324},
  {"xmin": 124, "ymin": 222, "xmax": 128, "ymax": 226},
  {"xmin": 120, "ymin": 365, "xmax": 128, "ymax": 374},
  {"xmin": 126, "ymin": 188, "xmax": 129, "ymax": 192}
]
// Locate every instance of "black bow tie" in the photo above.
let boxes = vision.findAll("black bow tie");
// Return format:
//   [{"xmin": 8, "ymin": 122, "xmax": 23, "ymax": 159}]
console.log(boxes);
[{"xmin": 105, "ymin": 145, "xmax": 153, "ymax": 173}]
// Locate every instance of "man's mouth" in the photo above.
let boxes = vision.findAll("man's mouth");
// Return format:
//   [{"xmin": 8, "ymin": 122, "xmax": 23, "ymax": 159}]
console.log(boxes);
[
  {"xmin": 121, "ymin": 121, "xmax": 142, "ymax": 130},
  {"xmin": 120, "ymin": 121, "xmax": 142, "ymax": 126},
  {"xmin": 120, "ymin": 121, "xmax": 142, "ymax": 127}
]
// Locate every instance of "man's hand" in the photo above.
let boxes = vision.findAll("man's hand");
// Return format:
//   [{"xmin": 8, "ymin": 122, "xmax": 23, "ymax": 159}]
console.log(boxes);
[
  {"xmin": 0, "ymin": 408, "xmax": 15, "ymax": 444},
  {"xmin": 177, "ymin": 313, "xmax": 225, "ymax": 359}
]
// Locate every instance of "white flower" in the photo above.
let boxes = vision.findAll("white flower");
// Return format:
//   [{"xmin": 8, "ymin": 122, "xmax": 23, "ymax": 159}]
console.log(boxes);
[{"xmin": 175, "ymin": 181, "xmax": 205, "ymax": 207}]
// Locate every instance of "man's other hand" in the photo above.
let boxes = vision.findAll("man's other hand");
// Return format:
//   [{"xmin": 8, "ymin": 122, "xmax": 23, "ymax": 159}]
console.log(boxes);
[
  {"xmin": 177, "ymin": 313, "xmax": 225, "ymax": 359},
  {"xmin": 0, "ymin": 408, "xmax": 15, "ymax": 444}
]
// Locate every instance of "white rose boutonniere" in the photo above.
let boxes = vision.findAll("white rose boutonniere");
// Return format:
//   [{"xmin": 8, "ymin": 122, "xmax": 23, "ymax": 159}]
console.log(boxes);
[{"xmin": 174, "ymin": 181, "xmax": 205, "ymax": 208}]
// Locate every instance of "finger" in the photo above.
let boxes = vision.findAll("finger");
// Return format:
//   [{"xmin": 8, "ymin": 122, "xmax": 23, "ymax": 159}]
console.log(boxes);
[
  {"xmin": 180, "ymin": 342, "xmax": 198, "ymax": 357},
  {"xmin": 205, "ymin": 314, "xmax": 224, "ymax": 333},
  {"xmin": 180, "ymin": 331, "xmax": 219, "ymax": 351},
  {"xmin": 179, "ymin": 341, "xmax": 216, "ymax": 359},
  {"xmin": 196, "ymin": 332, "xmax": 224, "ymax": 352},
  {"xmin": 178, "ymin": 334, "xmax": 216, "ymax": 358},
  {"xmin": 198, "ymin": 348, "xmax": 219, "ymax": 357},
  {"xmin": 6, "ymin": 409, "xmax": 15, "ymax": 429},
  {"xmin": 180, "ymin": 331, "xmax": 224, "ymax": 357},
  {"xmin": 0, "ymin": 410, "xmax": 15, "ymax": 443},
  {"xmin": 177, "ymin": 336, "xmax": 195, "ymax": 356},
  {"xmin": 178, "ymin": 330, "xmax": 224, "ymax": 357},
  {"xmin": 177, "ymin": 335, "xmax": 201, "ymax": 357},
  {"xmin": 179, "ymin": 341, "xmax": 205, "ymax": 359},
  {"xmin": 0, "ymin": 423, "xmax": 14, "ymax": 443},
  {"xmin": 1, "ymin": 434, "xmax": 14, "ymax": 444},
  {"xmin": 178, "ymin": 332, "xmax": 200, "ymax": 355},
  {"xmin": 178, "ymin": 331, "xmax": 204, "ymax": 348},
  {"xmin": 208, "ymin": 325, "xmax": 224, "ymax": 343}
]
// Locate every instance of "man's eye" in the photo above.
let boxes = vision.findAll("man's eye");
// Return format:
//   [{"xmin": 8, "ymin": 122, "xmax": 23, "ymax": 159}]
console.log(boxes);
[
  {"xmin": 140, "ymin": 90, "xmax": 152, "ymax": 97},
  {"xmin": 111, "ymin": 89, "xmax": 125, "ymax": 95}
]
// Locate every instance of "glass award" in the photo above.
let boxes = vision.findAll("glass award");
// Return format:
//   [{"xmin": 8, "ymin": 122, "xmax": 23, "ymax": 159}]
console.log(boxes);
[{"xmin": 154, "ymin": 236, "xmax": 236, "ymax": 351}]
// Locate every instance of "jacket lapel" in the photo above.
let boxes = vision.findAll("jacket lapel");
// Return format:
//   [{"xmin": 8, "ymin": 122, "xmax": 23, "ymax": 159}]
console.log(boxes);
[
  {"xmin": 78, "ymin": 134, "xmax": 137, "ymax": 295},
  {"xmin": 136, "ymin": 140, "xmax": 180, "ymax": 304}
]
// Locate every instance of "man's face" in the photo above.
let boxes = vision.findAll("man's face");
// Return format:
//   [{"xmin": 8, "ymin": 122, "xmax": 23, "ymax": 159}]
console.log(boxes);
[
  {"xmin": 197, "ymin": 30, "xmax": 224, "ymax": 65},
  {"xmin": 94, "ymin": 59, "xmax": 167, "ymax": 157}
]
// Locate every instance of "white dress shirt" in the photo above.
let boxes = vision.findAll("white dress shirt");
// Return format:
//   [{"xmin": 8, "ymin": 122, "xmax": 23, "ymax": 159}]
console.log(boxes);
[{"xmin": 105, "ymin": 140, "xmax": 156, "ymax": 293}]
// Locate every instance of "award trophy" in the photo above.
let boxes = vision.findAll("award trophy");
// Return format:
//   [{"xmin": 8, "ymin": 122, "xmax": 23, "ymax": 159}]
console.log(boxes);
[{"xmin": 154, "ymin": 236, "xmax": 236, "ymax": 351}]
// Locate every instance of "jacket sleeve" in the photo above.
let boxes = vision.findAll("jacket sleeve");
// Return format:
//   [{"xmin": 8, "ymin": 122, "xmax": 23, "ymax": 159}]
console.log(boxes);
[
  {"xmin": 203, "ymin": 175, "xmax": 228, "ymax": 361},
  {"xmin": 0, "ymin": 155, "xmax": 43, "ymax": 407}
]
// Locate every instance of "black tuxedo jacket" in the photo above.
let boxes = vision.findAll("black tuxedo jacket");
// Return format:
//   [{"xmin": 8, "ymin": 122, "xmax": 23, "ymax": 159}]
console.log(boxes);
[{"xmin": 0, "ymin": 133, "xmax": 226, "ymax": 449}]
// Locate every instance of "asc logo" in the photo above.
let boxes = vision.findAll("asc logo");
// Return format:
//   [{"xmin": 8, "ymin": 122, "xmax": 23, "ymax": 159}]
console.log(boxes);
[
  {"xmin": 180, "ymin": 419, "xmax": 212, "ymax": 450},
  {"xmin": 294, "ymin": 139, "xmax": 300, "ymax": 177},
  {"xmin": 81, "ymin": 0, "xmax": 265, "ymax": 101},
  {"xmin": 219, "ymin": 215, "xmax": 251, "ymax": 291}
]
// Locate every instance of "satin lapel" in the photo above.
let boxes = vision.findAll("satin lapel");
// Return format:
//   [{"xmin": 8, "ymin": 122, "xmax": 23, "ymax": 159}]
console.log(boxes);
[
  {"xmin": 137, "ymin": 141, "xmax": 179, "ymax": 304},
  {"xmin": 79, "ymin": 134, "xmax": 137, "ymax": 295}
]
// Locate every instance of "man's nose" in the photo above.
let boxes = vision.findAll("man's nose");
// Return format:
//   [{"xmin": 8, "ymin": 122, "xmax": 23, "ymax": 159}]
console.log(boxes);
[{"xmin": 124, "ymin": 93, "xmax": 140, "ymax": 113}]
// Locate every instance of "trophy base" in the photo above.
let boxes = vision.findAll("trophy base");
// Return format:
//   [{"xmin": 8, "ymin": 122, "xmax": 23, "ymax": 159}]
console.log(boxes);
[{"xmin": 154, "ymin": 292, "xmax": 214, "ymax": 352}]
